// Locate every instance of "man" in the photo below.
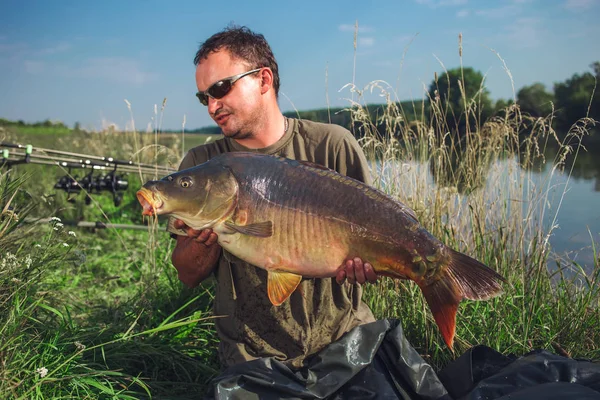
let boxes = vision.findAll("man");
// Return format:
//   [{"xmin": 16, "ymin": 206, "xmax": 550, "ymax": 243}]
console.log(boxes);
[{"xmin": 171, "ymin": 26, "xmax": 377, "ymax": 369}]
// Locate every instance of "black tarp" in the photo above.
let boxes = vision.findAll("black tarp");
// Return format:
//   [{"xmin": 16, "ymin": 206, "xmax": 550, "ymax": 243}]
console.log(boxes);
[{"xmin": 205, "ymin": 319, "xmax": 600, "ymax": 399}]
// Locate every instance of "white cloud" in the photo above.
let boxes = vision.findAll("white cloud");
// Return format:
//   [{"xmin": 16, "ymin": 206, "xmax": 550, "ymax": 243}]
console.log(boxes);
[
  {"xmin": 499, "ymin": 18, "xmax": 543, "ymax": 48},
  {"xmin": 372, "ymin": 60, "xmax": 394, "ymax": 67},
  {"xmin": 359, "ymin": 37, "xmax": 375, "ymax": 47},
  {"xmin": 338, "ymin": 24, "xmax": 374, "ymax": 33},
  {"xmin": 475, "ymin": 5, "xmax": 520, "ymax": 18},
  {"xmin": 38, "ymin": 42, "xmax": 71, "ymax": 55},
  {"xmin": 23, "ymin": 60, "xmax": 45, "ymax": 74},
  {"xmin": 72, "ymin": 57, "xmax": 157, "ymax": 85},
  {"xmin": 439, "ymin": 0, "xmax": 468, "ymax": 5},
  {"xmin": 0, "ymin": 42, "xmax": 27, "ymax": 53},
  {"xmin": 0, "ymin": 42, "xmax": 29, "ymax": 64},
  {"xmin": 0, "ymin": 40, "xmax": 72, "ymax": 65},
  {"xmin": 0, "ymin": 40, "xmax": 72, "ymax": 57},
  {"xmin": 415, "ymin": 0, "xmax": 468, "ymax": 8},
  {"xmin": 564, "ymin": 0, "xmax": 595, "ymax": 11},
  {"xmin": 456, "ymin": 9, "xmax": 470, "ymax": 17},
  {"xmin": 395, "ymin": 34, "xmax": 419, "ymax": 44},
  {"xmin": 20, "ymin": 56, "xmax": 157, "ymax": 85}
]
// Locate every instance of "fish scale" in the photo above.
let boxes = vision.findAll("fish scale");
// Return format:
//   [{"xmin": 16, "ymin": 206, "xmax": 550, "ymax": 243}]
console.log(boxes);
[{"xmin": 137, "ymin": 151, "xmax": 505, "ymax": 349}]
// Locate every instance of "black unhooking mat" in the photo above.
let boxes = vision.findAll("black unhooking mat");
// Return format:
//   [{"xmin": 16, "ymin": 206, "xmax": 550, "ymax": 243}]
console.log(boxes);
[{"xmin": 205, "ymin": 319, "xmax": 600, "ymax": 399}]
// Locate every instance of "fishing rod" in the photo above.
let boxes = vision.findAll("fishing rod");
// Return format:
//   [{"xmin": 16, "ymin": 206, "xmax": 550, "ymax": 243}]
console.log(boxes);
[
  {"xmin": 1, "ymin": 141, "xmax": 171, "ymax": 171},
  {"xmin": 2, "ymin": 150, "xmax": 174, "ymax": 175},
  {"xmin": 1, "ymin": 141, "xmax": 177, "ymax": 206},
  {"xmin": 24, "ymin": 217, "xmax": 166, "ymax": 232}
]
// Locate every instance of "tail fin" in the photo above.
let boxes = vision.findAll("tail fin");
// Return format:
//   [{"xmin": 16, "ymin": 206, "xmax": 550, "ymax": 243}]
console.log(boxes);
[{"xmin": 420, "ymin": 248, "xmax": 505, "ymax": 349}]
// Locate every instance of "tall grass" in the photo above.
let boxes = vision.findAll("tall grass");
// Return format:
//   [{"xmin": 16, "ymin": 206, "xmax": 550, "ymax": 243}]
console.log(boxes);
[
  {"xmin": 1, "ymin": 55, "xmax": 598, "ymax": 398},
  {"xmin": 346, "ymin": 69, "xmax": 599, "ymax": 367},
  {"xmin": 1, "ymin": 123, "xmax": 220, "ymax": 399}
]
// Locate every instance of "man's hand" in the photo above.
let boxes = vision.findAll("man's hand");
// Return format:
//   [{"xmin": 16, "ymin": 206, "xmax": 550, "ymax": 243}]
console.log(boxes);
[
  {"xmin": 172, "ymin": 219, "xmax": 219, "ymax": 246},
  {"xmin": 336, "ymin": 257, "xmax": 378, "ymax": 285},
  {"xmin": 171, "ymin": 219, "xmax": 221, "ymax": 288}
]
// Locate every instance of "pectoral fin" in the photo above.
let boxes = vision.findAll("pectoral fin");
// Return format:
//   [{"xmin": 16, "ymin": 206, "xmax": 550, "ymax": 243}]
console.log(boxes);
[
  {"xmin": 225, "ymin": 221, "xmax": 273, "ymax": 237},
  {"xmin": 267, "ymin": 271, "xmax": 303, "ymax": 306}
]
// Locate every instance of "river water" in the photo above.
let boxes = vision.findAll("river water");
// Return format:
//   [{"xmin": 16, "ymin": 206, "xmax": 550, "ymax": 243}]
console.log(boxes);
[
  {"xmin": 533, "ymin": 160, "xmax": 599, "ymax": 269},
  {"xmin": 375, "ymin": 155, "xmax": 600, "ymax": 272}
]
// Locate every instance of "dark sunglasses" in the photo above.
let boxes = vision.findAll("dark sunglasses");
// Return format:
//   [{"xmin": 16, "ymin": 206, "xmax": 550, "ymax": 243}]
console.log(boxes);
[{"xmin": 195, "ymin": 68, "xmax": 262, "ymax": 106}]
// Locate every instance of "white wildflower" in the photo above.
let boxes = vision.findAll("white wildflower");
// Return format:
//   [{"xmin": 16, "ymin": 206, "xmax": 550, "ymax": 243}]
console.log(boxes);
[
  {"xmin": 1, "ymin": 253, "xmax": 18, "ymax": 269},
  {"xmin": 49, "ymin": 217, "xmax": 61, "ymax": 222},
  {"xmin": 62, "ymin": 243, "xmax": 69, "ymax": 247},
  {"xmin": 35, "ymin": 244, "xmax": 42, "ymax": 248},
  {"xmin": 74, "ymin": 341, "xmax": 86, "ymax": 351},
  {"xmin": 55, "ymin": 223, "xmax": 64, "ymax": 229},
  {"xmin": 53, "ymin": 227, "xmax": 59, "ymax": 231},
  {"xmin": 68, "ymin": 231, "xmax": 76, "ymax": 237},
  {"xmin": 36, "ymin": 367, "xmax": 48, "ymax": 378}
]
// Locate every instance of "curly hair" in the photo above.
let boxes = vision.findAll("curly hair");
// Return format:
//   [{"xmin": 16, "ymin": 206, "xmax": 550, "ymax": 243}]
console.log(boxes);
[{"xmin": 193, "ymin": 25, "xmax": 280, "ymax": 97}]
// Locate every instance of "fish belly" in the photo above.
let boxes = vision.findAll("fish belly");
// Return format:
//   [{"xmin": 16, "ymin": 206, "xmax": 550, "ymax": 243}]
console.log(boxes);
[{"xmin": 215, "ymin": 205, "xmax": 353, "ymax": 277}]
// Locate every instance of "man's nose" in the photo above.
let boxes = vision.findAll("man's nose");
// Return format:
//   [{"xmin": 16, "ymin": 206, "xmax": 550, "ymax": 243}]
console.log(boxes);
[{"xmin": 207, "ymin": 97, "xmax": 221, "ymax": 115}]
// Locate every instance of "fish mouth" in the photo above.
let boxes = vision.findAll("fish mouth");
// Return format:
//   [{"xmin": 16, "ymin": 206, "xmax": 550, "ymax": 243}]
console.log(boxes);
[{"xmin": 136, "ymin": 188, "xmax": 164, "ymax": 216}]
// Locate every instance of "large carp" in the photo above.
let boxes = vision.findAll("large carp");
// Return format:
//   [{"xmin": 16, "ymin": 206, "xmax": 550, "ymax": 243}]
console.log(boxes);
[{"xmin": 137, "ymin": 152, "xmax": 504, "ymax": 348}]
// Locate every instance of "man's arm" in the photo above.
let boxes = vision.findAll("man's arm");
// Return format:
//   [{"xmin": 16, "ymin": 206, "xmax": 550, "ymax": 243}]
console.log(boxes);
[{"xmin": 171, "ymin": 219, "xmax": 221, "ymax": 288}]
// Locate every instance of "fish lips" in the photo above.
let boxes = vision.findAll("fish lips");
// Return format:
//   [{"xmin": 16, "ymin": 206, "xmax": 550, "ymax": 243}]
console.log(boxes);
[{"xmin": 136, "ymin": 188, "xmax": 164, "ymax": 216}]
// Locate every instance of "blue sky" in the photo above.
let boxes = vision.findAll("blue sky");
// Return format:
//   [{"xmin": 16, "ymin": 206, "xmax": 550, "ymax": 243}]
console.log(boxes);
[{"xmin": 1, "ymin": 0, "xmax": 598, "ymax": 131}]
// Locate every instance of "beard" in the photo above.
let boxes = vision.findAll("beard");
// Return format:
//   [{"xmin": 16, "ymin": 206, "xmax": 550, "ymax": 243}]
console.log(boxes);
[
  {"xmin": 216, "ymin": 107, "xmax": 261, "ymax": 141},
  {"xmin": 222, "ymin": 128, "xmax": 253, "ymax": 140}
]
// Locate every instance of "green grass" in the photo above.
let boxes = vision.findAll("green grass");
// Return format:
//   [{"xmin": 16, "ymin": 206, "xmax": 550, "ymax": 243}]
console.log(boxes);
[
  {"xmin": 1, "ymin": 128, "xmax": 222, "ymax": 399},
  {"xmin": 349, "ymin": 73, "xmax": 599, "ymax": 367},
  {"xmin": 1, "ymin": 199, "xmax": 221, "ymax": 399},
  {"xmin": 1, "ymin": 64, "xmax": 599, "ymax": 398}
]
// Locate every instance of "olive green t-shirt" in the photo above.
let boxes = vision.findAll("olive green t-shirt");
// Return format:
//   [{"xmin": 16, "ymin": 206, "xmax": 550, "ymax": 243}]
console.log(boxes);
[{"xmin": 178, "ymin": 117, "xmax": 376, "ymax": 368}]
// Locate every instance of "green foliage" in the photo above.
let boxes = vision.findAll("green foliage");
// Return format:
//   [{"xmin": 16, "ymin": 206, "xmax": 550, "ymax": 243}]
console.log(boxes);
[
  {"xmin": 0, "ymin": 119, "xmax": 73, "ymax": 136},
  {"xmin": 0, "ymin": 122, "xmax": 221, "ymax": 398},
  {"xmin": 493, "ymin": 98, "xmax": 514, "ymax": 114},
  {"xmin": 517, "ymin": 83, "xmax": 555, "ymax": 117},
  {"xmin": 352, "ymin": 74, "xmax": 599, "ymax": 367},
  {"xmin": 284, "ymin": 106, "xmax": 349, "ymax": 129},
  {"xmin": 283, "ymin": 101, "xmax": 428, "ymax": 140},
  {"xmin": 428, "ymin": 67, "xmax": 494, "ymax": 136},
  {"xmin": 0, "ymin": 188, "xmax": 220, "ymax": 399},
  {"xmin": 185, "ymin": 125, "xmax": 223, "ymax": 135},
  {"xmin": 1, "ymin": 60, "xmax": 599, "ymax": 398},
  {"xmin": 554, "ymin": 62, "xmax": 599, "ymax": 127}
]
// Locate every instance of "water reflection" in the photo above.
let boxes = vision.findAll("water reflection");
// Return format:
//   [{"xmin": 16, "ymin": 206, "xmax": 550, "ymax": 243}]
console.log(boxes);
[{"xmin": 377, "ymin": 142, "xmax": 600, "ymax": 271}]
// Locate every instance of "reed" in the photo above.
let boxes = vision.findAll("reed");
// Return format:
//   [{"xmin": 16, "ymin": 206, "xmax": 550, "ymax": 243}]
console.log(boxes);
[
  {"xmin": 0, "ymin": 56, "xmax": 598, "ymax": 399},
  {"xmin": 348, "ymin": 73, "xmax": 599, "ymax": 368}
]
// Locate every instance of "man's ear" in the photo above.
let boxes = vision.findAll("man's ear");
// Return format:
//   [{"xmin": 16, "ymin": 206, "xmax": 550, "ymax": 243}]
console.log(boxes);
[{"xmin": 258, "ymin": 68, "xmax": 273, "ymax": 95}]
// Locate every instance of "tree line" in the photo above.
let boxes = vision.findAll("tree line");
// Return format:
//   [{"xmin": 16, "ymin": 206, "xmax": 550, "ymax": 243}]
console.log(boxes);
[
  {"xmin": 278, "ymin": 62, "xmax": 598, "ymax": 145},
  {"xmin": 3, "ymin": 62, "xmax": 597, "ymax": 140}
]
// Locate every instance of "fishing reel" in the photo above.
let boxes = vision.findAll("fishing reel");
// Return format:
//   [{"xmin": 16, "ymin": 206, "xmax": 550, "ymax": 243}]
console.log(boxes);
[
  {"xmin": 54, "ymin": 169, "xmax": 129, "ymax": 206},
  {"xmin": 2, "ymin": 141, "xmax": 175, "ymax": 208}
]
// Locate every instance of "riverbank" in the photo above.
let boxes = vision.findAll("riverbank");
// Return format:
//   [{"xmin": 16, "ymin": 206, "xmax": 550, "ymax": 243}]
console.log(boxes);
[{"xmin": 1, "ymin": 102, "xmax": 598, "ymax": 398}]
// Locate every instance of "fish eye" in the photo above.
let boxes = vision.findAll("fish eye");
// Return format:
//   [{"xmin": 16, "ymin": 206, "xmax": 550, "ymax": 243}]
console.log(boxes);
[{"xmin": 180, "ymin": 177, "xmax": 193, "ymax": 188}]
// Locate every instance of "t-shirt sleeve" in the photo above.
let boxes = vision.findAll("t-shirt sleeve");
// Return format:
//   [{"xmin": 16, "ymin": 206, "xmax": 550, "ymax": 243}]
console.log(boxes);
[{"xmin": 334, "ymin": 132, "xmax": 373, "ymax": 186}]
